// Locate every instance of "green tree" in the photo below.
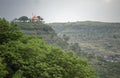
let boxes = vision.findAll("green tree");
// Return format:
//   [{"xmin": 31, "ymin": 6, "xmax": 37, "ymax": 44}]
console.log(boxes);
[
  {"xmin": 0, "ymin": 18, "xmax": 22, "ymax": 44},
  {"xmin": 0, "ymin": 18, "xmax": 98, "ymax": 78},
  {"xmin": 0, "ymin": 57, "xmax": 8, "ymax": 78},
  {"xmin": 18, "ymin": 16, "xmax": 28, "ymax": 22},
  {"xmin": 0, "ymin": 36, "xmax": 97, "ymax": 78}
]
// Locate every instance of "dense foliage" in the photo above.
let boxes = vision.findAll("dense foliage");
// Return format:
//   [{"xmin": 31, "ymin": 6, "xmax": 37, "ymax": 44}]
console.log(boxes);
[
  {"xmin": 18, "ymin": 16, "xmax": 29, "ymax": 22},
  {"xmin": 0, "ymin": 18, "xmax": 22, "ymax": 44},
  {"xmin": 0, "ymin": 19, "xmax": 97, "ymax": 78}
]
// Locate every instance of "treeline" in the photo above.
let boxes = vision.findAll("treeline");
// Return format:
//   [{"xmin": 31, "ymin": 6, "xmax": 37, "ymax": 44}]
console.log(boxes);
[
  {"xmin": 0, "ymin": 18, "xmax": 97, "ymax": 78},
  {"xmin": 12, "ymin": 16, "xmax": 43, "ymax": 23}
]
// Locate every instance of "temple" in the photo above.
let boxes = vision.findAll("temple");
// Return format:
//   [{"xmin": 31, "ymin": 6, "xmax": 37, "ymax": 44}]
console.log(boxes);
[{"xmin": 32, "ymin": 16, "xmax": 39, "ymax": 22}]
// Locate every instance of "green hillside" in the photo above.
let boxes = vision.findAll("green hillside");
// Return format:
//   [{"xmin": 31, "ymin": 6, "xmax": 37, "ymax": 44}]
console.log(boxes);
[
  {"xmin": 17, "ymin": 22, "xmax": 82, "ymax": 55},
  {"xmin": 49, "ymin": 21, "xmax": 120, "ymax": 78},
  {"xmin": 13, "ymin": 21, "xmax": 120, "ymax": 78},
  {"xmin": 17, "ymin": 22, "xmax": 69, "ymax": 50},
  {"xmin": 0, "ymin": 19, "xmax": 97, "ymax": 78},
  {"xmin": 49, "ymin": 21, "xmax": 120, "ymax": 55}
]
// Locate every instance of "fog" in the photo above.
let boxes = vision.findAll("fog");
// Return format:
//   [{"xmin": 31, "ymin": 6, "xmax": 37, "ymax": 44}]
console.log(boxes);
[{"xmin": 0, "ymin": 0, "xmax": 120, "ymax": 23}]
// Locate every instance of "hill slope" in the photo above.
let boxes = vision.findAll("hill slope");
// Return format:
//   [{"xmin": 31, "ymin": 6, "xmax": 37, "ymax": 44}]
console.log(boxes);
[
  {"xmin": 49, "ymin": 21, "xmax": 120, "ymax": 55},
  {"xmin": 0, "ymin": 19, "xmax": 97, "ymax": 78},
  {"xmin": 49, "ymin": 21, "xmax": 120, "ymax": 78},
  {"xmin": 17, "ymin": 22, "xmax": 69, "ymax": 50},
  {"xmin": 17, "ymin": 22, "xmax": 82, "ymax": 57}
]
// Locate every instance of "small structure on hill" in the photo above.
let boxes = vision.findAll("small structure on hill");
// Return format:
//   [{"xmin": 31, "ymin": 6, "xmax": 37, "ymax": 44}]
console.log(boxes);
[
  {"xmin": 12, "ymin": 15, "xmax": 44, "ymax": 23},
  {"xmin": 32, "ymin": 16, "xmax": 39, "ymax": 22}
]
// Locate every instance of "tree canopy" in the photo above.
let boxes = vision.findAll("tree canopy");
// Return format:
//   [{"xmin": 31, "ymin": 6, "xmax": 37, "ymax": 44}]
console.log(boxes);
[
  {"xmin": 0, "ymin": 18, "xmax": 98, "ymax": 78},
  {"xmin": 0, "ymin": 18, "xmax": 22, "ymax": 44},
  {"xmin": 37, "ymin": 16, "xmax": 43, "ymax": 21},
  {"xmin": 18, "ymin": 16, "xmax": 29, "ymax": 22}
]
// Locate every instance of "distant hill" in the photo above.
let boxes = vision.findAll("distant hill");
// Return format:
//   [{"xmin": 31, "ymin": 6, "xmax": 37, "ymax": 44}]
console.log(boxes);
[
  {"xmin": 49, "ymin": 21, "xmax": 120, "ymax": 54},
  {"xmin": 49, "ymin": 21, "xmax": 120, "ymax": 78}
]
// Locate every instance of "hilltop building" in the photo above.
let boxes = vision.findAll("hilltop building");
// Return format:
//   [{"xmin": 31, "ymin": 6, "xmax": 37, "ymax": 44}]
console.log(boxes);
[
  {"xmin": 12, "ymin": 15, "xmax": 44, "ymax": 23},
  {"xmin": 32, "ymin": 16, "xmax": 39, "ymax": 22}
]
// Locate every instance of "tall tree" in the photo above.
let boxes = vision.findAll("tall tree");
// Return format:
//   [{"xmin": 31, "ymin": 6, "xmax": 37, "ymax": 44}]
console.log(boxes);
[
  {"xmin": 18, "ymin": 16, "xmax": 28, "ymax": 22},
  {"xmin": 0, "ymin": 18, "xmax": 22, "ymax": 44},
  {"xmin": 0, "ymin": 57, "xmax": 8, "ymax": 78}
]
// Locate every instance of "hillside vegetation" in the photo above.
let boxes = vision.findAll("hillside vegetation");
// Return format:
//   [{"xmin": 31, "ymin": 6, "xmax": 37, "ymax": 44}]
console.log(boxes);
[
  {"xmin": 17, "ymin": 22, "xmax": 82, "ymax": 56},
  {"xmin": 50, "ymin": 21, "xmax": 120, "ymax": 55},
  {"xmin": 49, "ymin": 21, "xmax": 120, "ymax": 78},
  {"xmin": 0, "ymin": 19, "xmax": 97, "ymax": 78}
]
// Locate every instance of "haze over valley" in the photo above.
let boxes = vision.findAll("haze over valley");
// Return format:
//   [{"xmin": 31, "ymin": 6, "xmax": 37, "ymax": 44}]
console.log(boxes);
[{"xmin": 0, "ymin": 0, "xmax": 120, "ymax": 78}]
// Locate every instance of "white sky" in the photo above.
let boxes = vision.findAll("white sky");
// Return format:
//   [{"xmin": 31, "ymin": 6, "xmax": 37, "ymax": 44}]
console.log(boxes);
[{"xmin": 0, "ymin": 0, "xmax": 120, "ymax": 23}]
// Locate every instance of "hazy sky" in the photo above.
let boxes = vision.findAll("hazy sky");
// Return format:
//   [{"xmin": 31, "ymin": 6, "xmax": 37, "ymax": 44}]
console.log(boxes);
[{"xmin": 0, "ymin": 0, "xmax": 120, "ymax": 23}]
